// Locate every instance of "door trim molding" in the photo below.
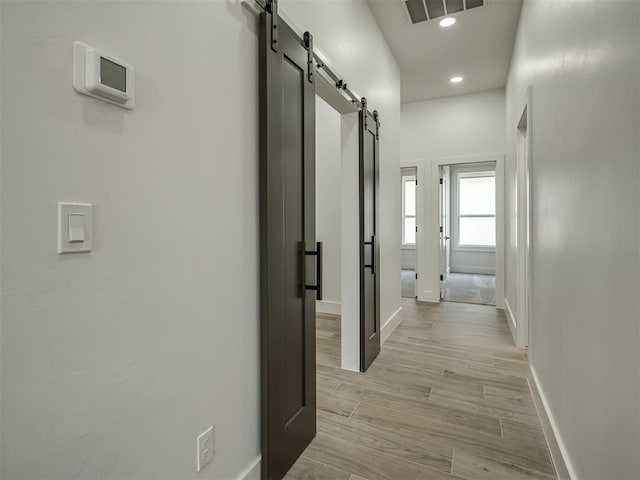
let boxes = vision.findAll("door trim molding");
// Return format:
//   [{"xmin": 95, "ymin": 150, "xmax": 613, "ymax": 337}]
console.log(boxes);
[{"xmin": 515, "ymin": 86, "xmax": 533, "ymax": 348}]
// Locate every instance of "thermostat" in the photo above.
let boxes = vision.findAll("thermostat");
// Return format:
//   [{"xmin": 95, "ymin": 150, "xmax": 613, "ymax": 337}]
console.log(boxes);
[{"xmin": 73, "ymin": 41, "xmax": 134, "ymax": 109}]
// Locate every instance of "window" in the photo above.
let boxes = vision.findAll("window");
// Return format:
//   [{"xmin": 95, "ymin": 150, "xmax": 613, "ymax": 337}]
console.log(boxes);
[
  {"xmin": 402, "ymin": 174, "xmax": 416, "ymax": 245},
  {"xmin": 458, "ymin": 173, "xmax": 495, "ymax": 247}
]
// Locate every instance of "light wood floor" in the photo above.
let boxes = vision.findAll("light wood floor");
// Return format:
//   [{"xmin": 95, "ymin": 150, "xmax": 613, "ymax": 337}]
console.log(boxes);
[{"xmin": 284, "ymin": 298, "xmax": 556, "ymax": 480}]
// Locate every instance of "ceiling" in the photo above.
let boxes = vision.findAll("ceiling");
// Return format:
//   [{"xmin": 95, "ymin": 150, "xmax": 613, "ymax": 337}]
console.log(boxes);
[{"xmin": 367, "ymin": 0, "xmax": 523, "ymax": 103}]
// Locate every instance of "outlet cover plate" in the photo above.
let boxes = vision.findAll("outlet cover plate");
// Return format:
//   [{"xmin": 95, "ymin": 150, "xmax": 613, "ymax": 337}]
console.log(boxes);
[{"xmin": 196, "ymin": 426, "xmax": 214, "ymax": 472}]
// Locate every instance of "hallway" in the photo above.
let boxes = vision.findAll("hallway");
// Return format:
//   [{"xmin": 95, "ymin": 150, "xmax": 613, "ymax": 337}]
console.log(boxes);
[
  {"xmin": 2, "ymin": 0, "xmax": 638, "ymax": 477},
  {"xmin": 286, "ymin": 299, "xmax": 554, "ymax": 479}
]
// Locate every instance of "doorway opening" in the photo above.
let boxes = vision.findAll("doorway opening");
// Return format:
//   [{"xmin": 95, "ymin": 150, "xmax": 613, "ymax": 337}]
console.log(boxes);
[
  {"xmin": 514, "ymin": 87, "xmax": 532, "ymax": 348},
  {"xmin": 441, "ymin": 162, "xmax": 497, "ymax": 306},
  {"xmin": 314, "ymin": 70, "xmax": 379, "ymax": 374},
  {"xmin": 315, "ymin": 94, "xmax": 343, "ymax": 368},
  {"xmin": 401, "ymin": 167, "xmax": 417, "ymax": 298},
  {"xmin": 428, "ymin": 154, "xmax": 505, "ymax": 309}
]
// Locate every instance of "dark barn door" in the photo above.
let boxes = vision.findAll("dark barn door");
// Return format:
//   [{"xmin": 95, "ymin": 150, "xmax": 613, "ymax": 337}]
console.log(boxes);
[
  {"xmin": 359, "ymin": 101, "xmax": 381, "ymax": 372},
  {"xmin": 259, "ymin": 9, "xmax": 318, "ymax": 480}
]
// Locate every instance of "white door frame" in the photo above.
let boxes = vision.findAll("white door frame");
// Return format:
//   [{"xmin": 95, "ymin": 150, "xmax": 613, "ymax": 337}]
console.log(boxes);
[
  {"xmin": 400, "ymin": 161, "xmax": 422, "ymax": 290},
  {"xmin": 429, "ymin": 153, "xmax": 505, "ymax": 309},
  {"xmin": 314, "ymin": 74, "xmax": 362, "ymax": 371},
  {"xmin": 515, "ymin": 87, "xmax": 533, "ymax": 348},
  {"xmin": 442, "ymin": 165, "xmax": 451, "ymax": 281}
]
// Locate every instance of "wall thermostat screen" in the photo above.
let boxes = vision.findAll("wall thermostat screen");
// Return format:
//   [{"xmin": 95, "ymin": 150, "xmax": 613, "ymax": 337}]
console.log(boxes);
[{"xmin": 100, "ymin": 57, "xmax": 126, "ymax": 92}]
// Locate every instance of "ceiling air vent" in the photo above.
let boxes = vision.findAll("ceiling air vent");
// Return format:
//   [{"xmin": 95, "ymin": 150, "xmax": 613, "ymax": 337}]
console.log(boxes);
[{"xmin": 403, "ymin": 0, "xmax": 485, "ymax": 25}]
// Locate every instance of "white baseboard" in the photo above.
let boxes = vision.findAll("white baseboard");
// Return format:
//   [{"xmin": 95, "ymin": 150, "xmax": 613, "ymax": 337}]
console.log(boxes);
[
  {"xmin": 401, "ymin": 264, "xmax": 416, "ymax": 270},
  {"xmin": 504, "ymin": 297, "xmax": 517, "ymax": 344},
  {"xmin": 381, "ymin": 307, "xmax": 403, "ymax": 344},
  {"xmin": 236, "ymin": 455, "xmax": 261, "ymax": 480},
  {"xmin": 528, "ymin": 365, "xmax": 575, "ymax": 480},
  {"xmin": 316, "ymin": 300, "xmax": 341, "ymax": 316},
  {"xmin": 418, "ymin": 289, "xmax": 440, "ymax": 303}
]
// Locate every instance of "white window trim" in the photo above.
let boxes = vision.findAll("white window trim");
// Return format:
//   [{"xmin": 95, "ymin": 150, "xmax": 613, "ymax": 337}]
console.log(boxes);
[
  {"xmin": 402, "ymin": 174, "xmax": 416, "ymax": 248},
  {"xmin": 453, "ymin": 170, "xmax": 496, "ymax": 252}
]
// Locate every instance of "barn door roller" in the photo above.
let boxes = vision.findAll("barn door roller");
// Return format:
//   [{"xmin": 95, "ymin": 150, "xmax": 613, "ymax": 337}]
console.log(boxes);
[
  {"xmin": 304, "ymin": 32, "xmax": 314, "ymax": 83},
  {"xmin": 250, "ymin": 0, "xmax": 381, "ymax": 122},
  {"xmin": 266, "ymin": 0, "xmax": 278, "ymax": 51}
]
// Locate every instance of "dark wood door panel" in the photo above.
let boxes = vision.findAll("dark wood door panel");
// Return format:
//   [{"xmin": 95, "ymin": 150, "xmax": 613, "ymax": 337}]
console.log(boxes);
[
  {"xmin": 260, "ymin": 11, "xmax": 316, "ymax": 480},
  {"xmin": 360, "ymin": 106, "xmax": 380, "ymax": 372}
]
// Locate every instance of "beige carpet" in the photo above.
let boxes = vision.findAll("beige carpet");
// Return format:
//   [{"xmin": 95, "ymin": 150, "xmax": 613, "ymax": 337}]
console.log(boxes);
[
  {"xmin": 443, "ymin": 273, "xmax": 496, "ymax": 306},
  {"xmin": 401, "ymin": 269, "xmax": 415, "ymax": 298}
]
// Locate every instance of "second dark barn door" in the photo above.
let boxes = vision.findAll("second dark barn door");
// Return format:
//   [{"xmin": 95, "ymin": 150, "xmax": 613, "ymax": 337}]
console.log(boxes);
[
  {"xmin": 259, "ymin": 9, "xmax": 318, "ymax": 480},
  {"xmin": 359, "ymin": 101, "xmax": 381, "ymax": 372}
]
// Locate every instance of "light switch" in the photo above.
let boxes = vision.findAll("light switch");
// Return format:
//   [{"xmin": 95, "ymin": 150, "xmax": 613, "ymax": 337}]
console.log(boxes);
[
  {"xmin": 58, "ymin": 202, "xmax": 92, "ymax": 253},
  {"xmin": 68, "ymin": 213, "xmax": 86, "ymax": 242}
]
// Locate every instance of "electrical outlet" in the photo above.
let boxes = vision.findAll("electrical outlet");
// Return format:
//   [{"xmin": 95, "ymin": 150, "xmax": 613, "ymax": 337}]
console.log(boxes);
[{"xmin": 196, "ymin": 426, "xmax": 215, "ymax": 472}]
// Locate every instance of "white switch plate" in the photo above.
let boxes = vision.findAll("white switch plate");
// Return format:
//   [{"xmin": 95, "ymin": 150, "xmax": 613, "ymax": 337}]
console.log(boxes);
[
  {"xmin": 196, "ymin": 426, "xmax": 215, "ymax": 472},
  {"xmin": 58, "ymin": 202, "xmax": 92, "ymax": 253}
]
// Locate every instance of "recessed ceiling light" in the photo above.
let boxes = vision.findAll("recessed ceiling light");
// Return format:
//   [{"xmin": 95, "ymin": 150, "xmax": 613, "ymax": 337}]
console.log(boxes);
[
  {"xmin": 439, "ymin": 17, "xmax": 456, "ymax": 27},
  {"xmin": 450, "ymin": 76, "xmax": 463, "ymax": 84}
]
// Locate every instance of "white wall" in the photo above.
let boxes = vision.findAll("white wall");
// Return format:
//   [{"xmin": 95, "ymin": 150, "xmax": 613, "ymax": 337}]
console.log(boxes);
[
  {"xmin": 281, "ymin": 0, "xmax": 403, "ymax": 343},
  {"xmin": 1, "ymin": 2, "xmax": 261, "ymax": 479},
  {"xmin": 0, "ymin": 1, "xmax": 401, "ymax": 478},
  {"xmin": 402, "ymin": 89, "xmax": 506, "ymax": 162},
  {"xmin": 505, "ymin": 0, "xmax": 640, "ymax": 477},
  {"xmin": 401, "ymin": 249, "xmax": 416, "ymax": 270},
  {"xmin": 0, "ymin": 1, "xmax": 3, "ymax": 475},
  {"xmin": 401, "ymin": 89, "xmax": 505, "ymax": 301},
  {"xmin": 316, "ymin": 96, "xmax": 342, "ymax": 313}
]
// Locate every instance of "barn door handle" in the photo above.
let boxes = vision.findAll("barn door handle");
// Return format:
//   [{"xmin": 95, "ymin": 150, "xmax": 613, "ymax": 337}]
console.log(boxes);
[
  {"xmin": 364, "ymin": 235, "xmax": 375, "ymax": 275},
  {"xmin": 370, "ymin": 235, "xmax": 375, "ymax": 275},
  {"xmin": 304, "ymin": 242, "xmax": 323, "ymax": 301}
]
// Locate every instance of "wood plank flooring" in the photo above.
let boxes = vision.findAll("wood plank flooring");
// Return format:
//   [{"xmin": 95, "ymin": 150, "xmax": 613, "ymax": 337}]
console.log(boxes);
[{"xmin": 284, "ymin": 299, "xmax": 556, "ymax": 480}]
